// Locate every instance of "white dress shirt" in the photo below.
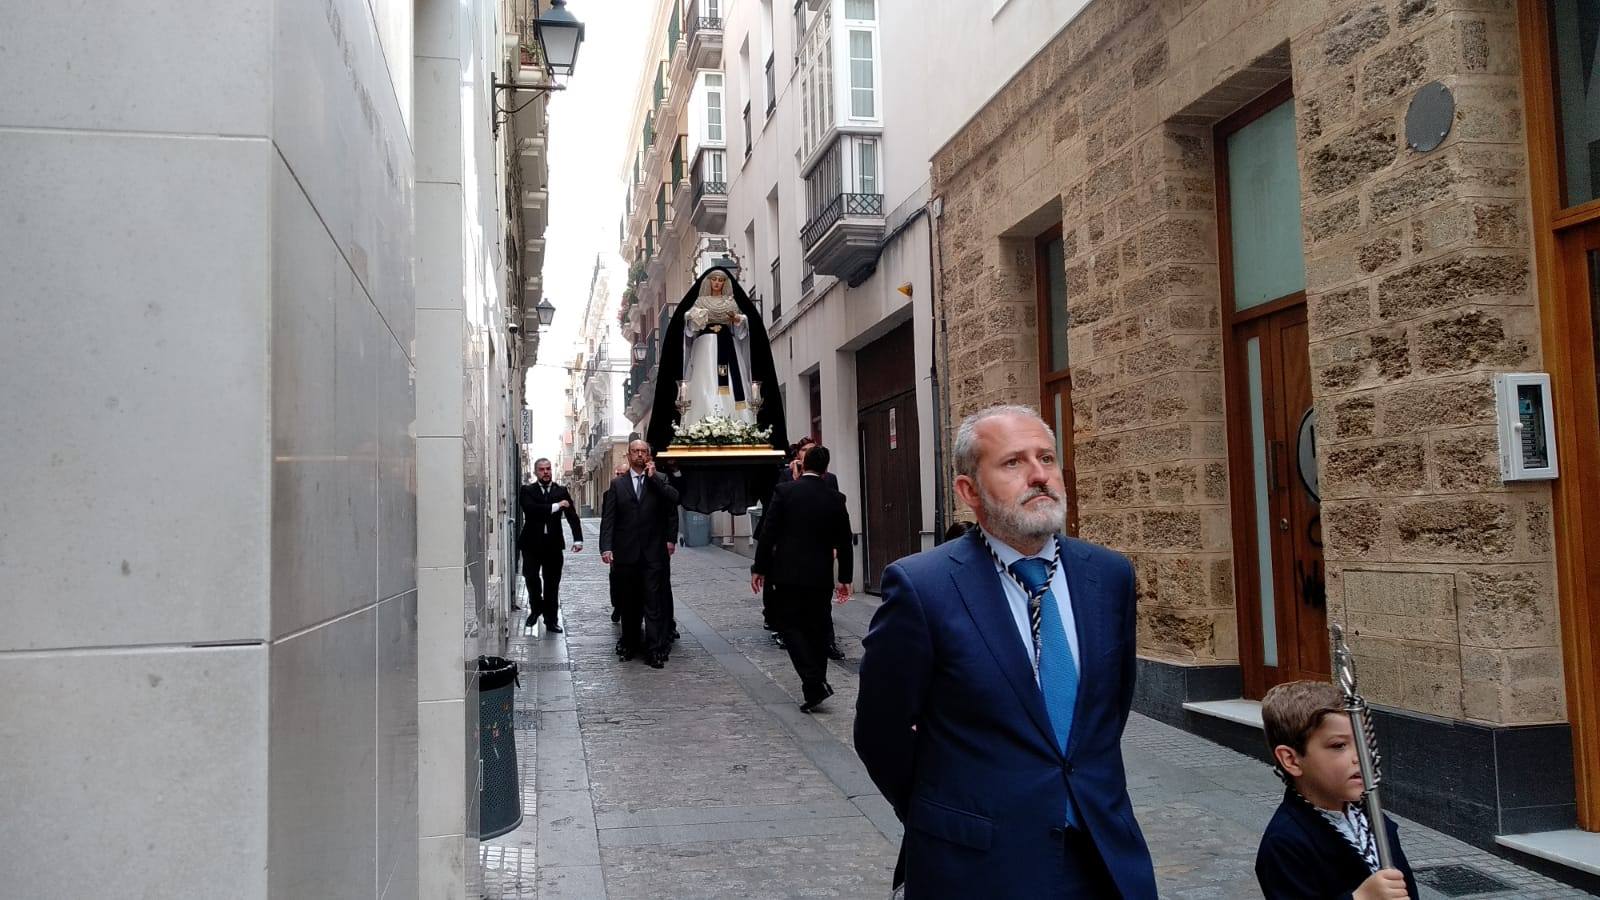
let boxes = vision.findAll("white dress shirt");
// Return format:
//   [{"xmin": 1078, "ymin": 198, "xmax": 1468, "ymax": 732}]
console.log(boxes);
[{"xmin": 978, "ymin": 527, "xmax": 1081, "ymax": 681}]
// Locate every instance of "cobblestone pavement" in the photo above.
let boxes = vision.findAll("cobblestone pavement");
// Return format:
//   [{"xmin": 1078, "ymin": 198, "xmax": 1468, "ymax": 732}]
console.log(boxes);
[{"xmin": 482, "ymin": 521, "xmax": 1594, "ymax": 899}]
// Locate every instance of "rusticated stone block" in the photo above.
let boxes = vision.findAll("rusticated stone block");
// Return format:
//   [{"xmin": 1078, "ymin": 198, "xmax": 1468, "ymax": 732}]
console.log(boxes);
[
  {"xmin": 1343, "ymin": 569, "xmax": 1456, "ymax": 623},
  {"xmin": 1124, "ymin": 264, "xmax": 1209, "ymax": 309},
  {"xmin": 1204, "ymin": 463, "xmax": 1228, "ymax": 501},
  {"xmin": 1137, "ymin": 218, "xmax": 1210, "ymax": 266},
  {"xmin": 1394, "ymin": 498, "xmax": 1513, "ymax": 558},
  {"xmin": 1151, "ymin": 556, "xmax": 1208, "ymax": 608},
  {"xmin": 1361, "ymin": 39, "xmax": 1430, "ymax": 110},
  {"xmin": 1150, "ymin": 465, "xmax": 1198, "ymax": 504},
  {"xmin": 1358, "ymin": 233, "xmax": 1404, "ymax": 273},
  {"xmin": 1079, "ymin": 510, "xmax": 1131, "ymax": 546},
  {"xmin": 1307, "ymin": 119, "xmax": 1398, "ymax": 196},
  {"xmin": 1527, "ymin": 499, "xmax": 1553, "ymax": 555},
  {"xmin": 1414, "ymin": 308, "xmax": 1530, "ymax": 374},
  {"xmin": 1429, "ymin": 428, "xmax": 1500, "ymax": 491},
  {"xmin": 1308, "ymin": 285, "xmax": 1374, "ymax": 337},
  {"xmin": 1458, "ymin": 567, "xmax": 1557, "ymax": 649},
  {"xmin": 1092, "ymin": 315, "xmax": 1142, "ymax": 355},
  {"xmin": 1472, "ymin": 202, "xmax": 1524, "ymax": 245},
  {"xmin": 1376, "ymin": 253, "xmax": 1529, "ymax": 321},
  {"xmin": 1332, "ymin": 395, "xmax": 1377, "ymax": 438},
  {"xmin": 1132, "ymin": 41, "xmax": 1168, "ymax": 89},
  {"xmin": 1324, "ymin": 5, "xmax": 1391, "ymax": 66},
  {"xmin": 1370, "ymin": 158, "xmax": 1458, "ymax": 225},
  {"xmin": 1298, "ymin": 74, "xmax": 1358, "ymax": 144},
  {"xmin": 1305, "ymin": 196, "xmax": 1363, "ymax": 244},
  {"xmin": 1321, "ymin": 440, "xmax": 1427, "ymax": 498},
  {"xmin": 1102, "ymin": 470, "xmax": 1138, "ymax": 504},
  {"xmin": 1140, "ymin": 508, "xmax": 1204, "ymax": 550},
  {"xmin": 1069, "ymin": 289, "xmax": 1115, "ymax": 326},
  {"xmin": 1138, "ymin": 606, "xmax": 1218, "ymax": 657},
  {"xmin": 1396, "ymin": 0, "xmax": 1436, "ymax": 28},
  {"xmin": 1461, "ymin": 646, "xmax": 1567, "ymax": 724},
  {"xmin": 1313, "ymin": 327, "xmax": 1411, "ymax": 392},
  {"xmin": 1376, "ymin": 378, "xmax": 1495, "ymax": 434},
  {"xmin": 1326, "ymin": 500, "xmax": 1383, "ymax": 557},
  {"xmin": 1086, "ymin": 154, "xmax": 1134, "ymax": 205}
]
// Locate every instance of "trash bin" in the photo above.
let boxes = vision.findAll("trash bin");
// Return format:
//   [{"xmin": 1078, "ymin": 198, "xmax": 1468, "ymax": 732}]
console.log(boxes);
[
  {"xmin": 682, "ymin": 510, "xmax": 712, "ymax": 547},
  {"xmin": 477, "ymin": 655, "xmax": 522, "ymax": 840}
]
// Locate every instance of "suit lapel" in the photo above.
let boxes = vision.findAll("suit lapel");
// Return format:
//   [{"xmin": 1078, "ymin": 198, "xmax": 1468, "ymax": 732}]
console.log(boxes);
[
  {"xmin": 948, "ymin": 534, "xmax": 1058, "ymax": 752},
  {"xmin": 1061, "ymin": 537, "xmax": 1105, "ymax": 762}
]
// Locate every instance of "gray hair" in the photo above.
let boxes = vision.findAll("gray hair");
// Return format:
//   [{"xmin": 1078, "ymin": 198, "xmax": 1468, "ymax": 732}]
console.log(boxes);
[
  {"xmin": 952, "ymin": 405, "xmax": 1055, "ymax": 477},
  {"xmin": 534, "ymin": 457, "xmax": 552, "ymax": 467}
]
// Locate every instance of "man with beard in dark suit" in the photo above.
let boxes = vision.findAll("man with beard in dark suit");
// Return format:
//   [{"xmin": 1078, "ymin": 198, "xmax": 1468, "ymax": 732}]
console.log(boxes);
[
  {"xmin": 751, "ymin": 445, "xmax": 853, "ymax": 712},
  {"xmin": 600, "ymin": 440, "xmax": 680, "ymax": 668},
  {"xmin": 518, "ymin": 457, "xmax": 583, "ymax": 633}
]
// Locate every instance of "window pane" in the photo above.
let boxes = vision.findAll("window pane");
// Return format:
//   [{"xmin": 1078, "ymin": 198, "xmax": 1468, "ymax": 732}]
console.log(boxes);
[
  {"xmin": 845, "ymin": 0, "xmax": 875, "ymax": 20},
  {"xmin": 1045, "ymin": 236, "xmax": 1068, "ymax": 371},
  {"xmin": 707, "ymin": 91, "xmax": 723, "ymax": 141},
  {"xmin": 1225, "ymin": 99, "xmax": 1306, "ymax": 310},
  {"xmin": 850, "ymin": 31, "xmax": 874, "ymax": 118},
  {"xmin": 1246, "ymin": 336, "xmax": 1278, "ymax": 667},
  {"xmin": 857, "ymin": 139, "xmax": 876, "ymax": 193},
  {"xmin": 1554, "ymin": 0, "xmax": 1600, "ymax": 207},
  {"xmin": 707, "ymin": 73, "xmax": 723, "ymax": 87}
]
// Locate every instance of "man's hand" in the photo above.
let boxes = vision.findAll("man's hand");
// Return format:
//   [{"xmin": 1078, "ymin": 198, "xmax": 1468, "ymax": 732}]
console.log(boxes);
[
  {"xmin": 834, "ymin": 583, "xmax": 851, "ymax": 604},
  {"xmin": 571, "ymin": 543, "xmax": 582, "ymax": 553},
  {"xmin": 645, "ymin": 461, "xmax": 657, "ymax": 479},
  {"xmin": 1354, "ymin": 869, "xmax": 1409, "ymax": 900},
  {"xmin": 559, "ymin": 500, "xmax": 571, "ymax": 509},
  {"xmin": 601, "ymin": 551, "xmax": 613, "ymax": 565},
  {"xmin": 751, "ymin": 573, "xmax": 764, "ymax": 594},
  {"xmin": 667, "ymin": 542, "xmax": 676, "ymax": 555}
]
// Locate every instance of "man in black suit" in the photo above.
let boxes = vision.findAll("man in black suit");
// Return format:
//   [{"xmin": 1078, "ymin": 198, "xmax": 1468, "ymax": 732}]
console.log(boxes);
[
  {"xmin": 518, "ymin": 457, "xmax": 582, "ymax": 633},
  {"xmin": 763, "ymin": 439, "xmax": 845, "ymax": 659},
  {"xmin": 600, "ymin": 440, "xmax": 680, "ymax": 668},
  {"xmin": 751, "ymin": 445, "xmax": 853, "ymax": 712}
]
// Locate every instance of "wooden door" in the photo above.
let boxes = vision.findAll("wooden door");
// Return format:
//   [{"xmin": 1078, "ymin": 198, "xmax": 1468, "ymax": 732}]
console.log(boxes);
[
  {"xmin": 857, "ymin": 396, "xmax": 921, "ymax": 593},
  {"xmin": 1229, "ymin": 303, "xmax": 1328, "ymax": 696}
]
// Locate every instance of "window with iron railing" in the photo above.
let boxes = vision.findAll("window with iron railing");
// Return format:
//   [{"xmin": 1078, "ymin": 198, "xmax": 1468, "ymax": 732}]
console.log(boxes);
[
  {"xmin": 800, "ymin": 261, "xmax": 814, "ymax": 296},
  {"xmin": 643, "ymin": 111, "xmax": 655, "ymax": 151},
  {"xmin": 743, "ymin": 102, "xmax": 752, "ymax": 158},
  {"xmin": 691, "ymin": 149, "xmax": 728, "ymax": 208},
  {"xmin": 671, "ymin": 137, "xmax": 685, "ymax": 183},
  {"xmin": 765, "ymin": 54, "xmax": 776, "ymax": 116},
  {"xmin": 654, "ymin": 62, "xmax": 666, "ymax": 109},
  {"xmin": 668, "ymin": 0, "xmax": 681, "ymax": 46},
  {"xmin": 771, "ymin": 258, "xmax": 783, "ymax": 319}
]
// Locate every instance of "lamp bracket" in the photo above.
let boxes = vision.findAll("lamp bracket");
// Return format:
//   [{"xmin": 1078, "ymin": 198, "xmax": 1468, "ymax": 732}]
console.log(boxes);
[{"xmin": 492, "ymin": 73, "xmax": 567, "ymax": 137}]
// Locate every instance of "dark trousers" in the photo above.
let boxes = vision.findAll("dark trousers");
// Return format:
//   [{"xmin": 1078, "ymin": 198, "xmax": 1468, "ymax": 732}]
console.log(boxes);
[
  {"xmin": 765, "ymin": 582, "xmax": 836, "ymax": 646},
  {"xmin": 521, "ymin": 546, "xmax": 563, "ymax": 624},
  {"xmin": 774, "ymin": 583, "xmax": 834, "ymax": 698},
  {"xmin": 614, "ymin": 560, "xmax": 671, "ymax": 654}
]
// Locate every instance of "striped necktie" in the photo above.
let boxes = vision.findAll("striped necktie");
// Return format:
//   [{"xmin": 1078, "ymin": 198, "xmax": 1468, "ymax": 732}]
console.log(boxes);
[{"xmin": 1008, "ymin": 556, "xmax": 1079, "ymax": 762}]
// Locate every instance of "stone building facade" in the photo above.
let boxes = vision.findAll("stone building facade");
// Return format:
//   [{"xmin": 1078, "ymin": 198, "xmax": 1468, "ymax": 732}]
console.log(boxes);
[{"xmin": 931, "ymin": 0, "xmax": 1595, "ymax": 859}]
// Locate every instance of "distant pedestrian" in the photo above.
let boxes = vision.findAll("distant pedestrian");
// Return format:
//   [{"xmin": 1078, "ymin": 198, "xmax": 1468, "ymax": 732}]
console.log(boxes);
[
  {"xmin": 854, "ymin": 405, "xmax": 1156, "ymax": 897},
  {"xmin": 767, "ymin": 439, "xmax": 844, "ymax": 659},
  {"xmin": 1255, "ymin": 681, "xmax": 1418, "ymax": 900},
  {"xmin": 517, "ymin": 458, "xmax": 582, "ymax": 633},
  {"xmin": 600, "ymin": 440, "xmax": 680, "ymax": 668},
  {"xmin": 751, "ymin": 445, "xmax": 853, "ymax": 712}
]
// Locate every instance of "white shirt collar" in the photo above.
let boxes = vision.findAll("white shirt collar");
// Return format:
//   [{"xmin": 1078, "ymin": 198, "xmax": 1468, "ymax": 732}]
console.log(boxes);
[{"xmin": 978, "ymin": 526, "xmax": 1059, "ymax": 569}]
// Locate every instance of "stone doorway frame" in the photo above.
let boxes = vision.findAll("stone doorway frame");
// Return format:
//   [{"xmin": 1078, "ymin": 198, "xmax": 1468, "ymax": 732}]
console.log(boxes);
[{"xmin": 1516, "ymin": 0, "xmax": 1600, "ymax": 829}]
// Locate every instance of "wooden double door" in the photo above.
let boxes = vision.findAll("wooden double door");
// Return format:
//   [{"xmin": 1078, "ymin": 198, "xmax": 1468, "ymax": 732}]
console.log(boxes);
[
  {"xmin": 1228, "ymin": 302, "xmax": 1329, "ymax": 696},
  {"xmin": 856, "ymin": 322, "xmax": 922, "ymax": 594}
]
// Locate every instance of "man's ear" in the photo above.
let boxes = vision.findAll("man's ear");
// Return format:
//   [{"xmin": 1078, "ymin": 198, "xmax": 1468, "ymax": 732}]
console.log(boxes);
[
  {"xmin": 953, "ymin": 474, "xmax": 981, "ymax": 512},
  {"xmin": 1272, "ymin": 745, "xmax": 1304, "ymax": 778}
]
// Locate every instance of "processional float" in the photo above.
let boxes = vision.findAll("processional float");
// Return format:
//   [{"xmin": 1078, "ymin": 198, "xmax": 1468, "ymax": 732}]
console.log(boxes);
[{"xmin": 642, "ymin": 265, "xmax": 789, "ymax": 515}]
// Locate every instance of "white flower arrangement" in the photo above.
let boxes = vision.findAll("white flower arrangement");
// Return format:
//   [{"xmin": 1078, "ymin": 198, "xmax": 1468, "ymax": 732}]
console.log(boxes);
[{"xmin": 671, "ymin": 415, "xmax": 774, "ymax": 447}]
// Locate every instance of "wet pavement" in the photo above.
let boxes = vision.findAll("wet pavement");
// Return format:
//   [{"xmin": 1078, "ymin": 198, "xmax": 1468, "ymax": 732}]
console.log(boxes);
[{"xmin": 480, "ymin": 519, "xmax": 1593, "ymax": 899}]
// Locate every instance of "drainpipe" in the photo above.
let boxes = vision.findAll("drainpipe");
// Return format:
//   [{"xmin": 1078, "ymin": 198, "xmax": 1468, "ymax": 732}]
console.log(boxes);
[{"xmin": 927, "ymin": 194, "xmax": 948, "ymax": 543}]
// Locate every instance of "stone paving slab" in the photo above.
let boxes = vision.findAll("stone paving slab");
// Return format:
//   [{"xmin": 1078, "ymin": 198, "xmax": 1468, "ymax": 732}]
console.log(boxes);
[{"xmin": 480, "ymin": 522, "xmax": 1595, "ymax": 899}]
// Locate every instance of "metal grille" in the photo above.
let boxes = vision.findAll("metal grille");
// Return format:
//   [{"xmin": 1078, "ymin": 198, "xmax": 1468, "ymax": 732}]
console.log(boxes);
[
  {"xmin": 1414, "ymin": 865, "xmax": 1515, "ymax": 897},
  {"xmin": 800, "ymin": 192, "xmax": 884, "ymax": 248}
]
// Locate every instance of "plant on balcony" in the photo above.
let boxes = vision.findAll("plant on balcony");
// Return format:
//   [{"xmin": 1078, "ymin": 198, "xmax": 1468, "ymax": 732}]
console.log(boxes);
[
  {"xmin": 671, "ymin": 415, "xmax": 773, "ymax": 447},
  {"xmin": 629, "ymin": 260, "xmax": 649, "ymax": 285}
]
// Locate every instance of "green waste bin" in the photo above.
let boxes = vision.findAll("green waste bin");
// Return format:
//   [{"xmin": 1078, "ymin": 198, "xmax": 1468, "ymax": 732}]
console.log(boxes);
[
  {"xmin": 477, "ymin": 656, "xmax": 522, "ymax": 840},
  {"xmin": 682, "ymin": 510, "xmax": 712, "ymax": 547}
]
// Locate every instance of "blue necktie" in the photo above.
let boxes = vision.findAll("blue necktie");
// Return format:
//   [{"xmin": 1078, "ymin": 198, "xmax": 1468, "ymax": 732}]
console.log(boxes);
[{"xmin": 1008, "ymin": 556, "xmax": 1079, "ymax": 761}]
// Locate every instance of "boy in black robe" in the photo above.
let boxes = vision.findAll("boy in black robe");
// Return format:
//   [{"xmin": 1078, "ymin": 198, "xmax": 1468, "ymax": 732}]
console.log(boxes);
[{"xmin": 1256, "ymin": 681, "xmax": 1419, "ymax": 900}]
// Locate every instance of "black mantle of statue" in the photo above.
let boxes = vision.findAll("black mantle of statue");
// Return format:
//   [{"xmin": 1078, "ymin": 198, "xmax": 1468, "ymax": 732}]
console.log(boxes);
[{"xmin": 645, "ymin": 267, "xmax": 789, "ymax": 516}]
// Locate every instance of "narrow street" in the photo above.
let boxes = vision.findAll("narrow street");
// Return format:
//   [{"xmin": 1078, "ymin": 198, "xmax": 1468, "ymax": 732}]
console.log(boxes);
[{"xmin": 481, "ymin": 521, "xmax": 1592, "ymax": 899}]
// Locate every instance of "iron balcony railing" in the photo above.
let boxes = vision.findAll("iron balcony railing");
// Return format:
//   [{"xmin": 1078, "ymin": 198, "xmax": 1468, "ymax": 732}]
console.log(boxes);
[
  {"xmin": 800, "ymin": 192, "xmax": 884, "ymax": 249},
  {"xmin": 691, "ymin": 175, "xmax": 727, "ymax": 209},
  {"xmin": 685, "ymin": 15, "xmax": 723, "ymax": 40},
  {"xmin": 800, "ymin": 267, "xmax": 814, "ymax": 295}
]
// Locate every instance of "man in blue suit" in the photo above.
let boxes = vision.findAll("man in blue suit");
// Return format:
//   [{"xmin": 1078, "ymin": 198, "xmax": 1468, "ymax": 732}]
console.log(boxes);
[{"xmin": 855, "ymin": 405, "xmax": 1156, "ymax": 898}]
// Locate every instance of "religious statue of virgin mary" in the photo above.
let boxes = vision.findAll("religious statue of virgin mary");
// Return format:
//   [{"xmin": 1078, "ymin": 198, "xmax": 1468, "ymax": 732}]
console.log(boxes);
[
  {"xmin": 680, "ymin": 269, "xmax": 754, "ymax": 424},
  {"xmin": 646, "ymin": 266, "xmax": 787, "ymax": 456}
]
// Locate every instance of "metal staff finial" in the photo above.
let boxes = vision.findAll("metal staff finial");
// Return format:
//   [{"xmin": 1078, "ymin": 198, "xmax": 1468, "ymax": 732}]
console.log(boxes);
[{"xmin": 1330, "ymin": 624, "xmax": 1394, "ymax": 870}]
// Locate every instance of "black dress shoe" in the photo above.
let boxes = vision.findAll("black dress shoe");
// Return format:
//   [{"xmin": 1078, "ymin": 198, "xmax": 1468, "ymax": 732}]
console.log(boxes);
[
  {"xmin": 525, "ymin": 613, "xmax": 537, "ymax": 628},
  {"xmin": 827, "ymin": 642, "xmax": 846, "ymax": 661},
  {"xmin": 771, "ymin": 632, "xmax": 786, "ymax": 649},
  {"xmin": 615, "ymin": 641, "xmax": 637, "ymax": 660},
  {"xmin": 546, "ymin": 624, "xmax": 563, "ymax": 634},
  {"xmin": 611, "ymin": 609, "xmax": 622, "ymax": 623},
  {"xmin": 800, "ymin": 682, "xmax": 835, "ymax": 713},
  {"xmin": 646, "ymin": 653, "xmax": 665, "ymax": 669}
]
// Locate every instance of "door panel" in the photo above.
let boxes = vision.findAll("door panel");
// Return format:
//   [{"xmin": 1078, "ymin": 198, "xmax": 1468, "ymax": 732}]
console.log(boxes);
[
  {"xmin": 1231, "ymin": 304, "xmax": 1326, "ymax": 696},
  {"xmin": 858, "ymin": 393, "xmax": 921, "ymax": 594}
]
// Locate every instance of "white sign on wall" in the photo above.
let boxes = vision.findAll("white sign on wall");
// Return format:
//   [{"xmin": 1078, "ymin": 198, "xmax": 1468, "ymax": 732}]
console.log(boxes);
[{"xmin": 521, "ymin": 409, "xmax": 532, "ymax": 443}]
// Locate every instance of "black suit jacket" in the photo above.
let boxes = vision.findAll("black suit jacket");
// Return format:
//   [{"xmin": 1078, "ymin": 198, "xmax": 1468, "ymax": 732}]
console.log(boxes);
[
  {"xmin": 1256, "ymin": 789, "xmax": 1418, "ymax": 900},
  {"xmin": 599, "ymin": 470, "xmax": 680, "ymax": 565},
  {"xmin": 752, "ymin": 474, "xmax": 852, "ymax": 588},
  {"xmin": 518, "ymin": 482, "xmax": 582, "ymax": 554}
]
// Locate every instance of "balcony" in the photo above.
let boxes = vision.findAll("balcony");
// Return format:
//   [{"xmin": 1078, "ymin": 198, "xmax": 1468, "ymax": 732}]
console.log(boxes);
[
  {"xmin": 521, "ymin": 188, "xmax": 548, "ymax": 237},
  {"xmin": 800, "ymin": 192, "xmax": 884, "ymax": 282},
  {"xmin": 689, "ymin": 148, "xmax": 727, "ymax": 231},
  {"xmin": 684, "ymin": 14, "xmax": 723, "ymax": 70}
]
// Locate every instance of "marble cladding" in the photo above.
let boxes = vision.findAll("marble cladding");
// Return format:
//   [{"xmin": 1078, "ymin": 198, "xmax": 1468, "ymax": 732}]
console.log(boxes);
[{"xmin": 0, "ymin": 0, "xmax": 420, "ymax": 897}]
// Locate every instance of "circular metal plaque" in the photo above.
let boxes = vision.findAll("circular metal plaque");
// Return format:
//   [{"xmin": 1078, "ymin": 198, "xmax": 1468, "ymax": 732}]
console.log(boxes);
[
  {"xmin": 1297, "ymin": 407, "xmax": 1320, "ymax": 503},
  {"xmin": 1406, "ymin": 81, "xmax": 1455, "ymax": 153}
]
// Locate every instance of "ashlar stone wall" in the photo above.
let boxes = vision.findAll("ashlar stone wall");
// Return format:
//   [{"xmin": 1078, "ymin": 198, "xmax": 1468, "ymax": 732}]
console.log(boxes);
[{"xmin": 932, "ymin": 0, "xmax": 1563, "ymax": 727}]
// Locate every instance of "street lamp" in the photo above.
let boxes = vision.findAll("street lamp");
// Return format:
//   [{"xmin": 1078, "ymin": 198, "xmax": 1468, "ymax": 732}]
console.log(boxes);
[
  {"xmin": 535, "ymin": 297, "xmax": 557, "ymax": 327},
  {"xmin": 632, "ymin": 343, "xmax": 647, "ymax": 363},
  {"xmin": 537, "ymin": 0, "xmax": 585, "ymax": 77},
  {"xmin": 491, "ymin": 0, "xmax": 586, "ymax": 137}
]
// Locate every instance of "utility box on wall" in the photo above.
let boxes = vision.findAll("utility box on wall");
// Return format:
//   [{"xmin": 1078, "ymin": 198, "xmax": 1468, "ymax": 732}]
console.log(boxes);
[{"xmin": 1494, "ymin": 373, "xmax": 1558, "ymax": 481}]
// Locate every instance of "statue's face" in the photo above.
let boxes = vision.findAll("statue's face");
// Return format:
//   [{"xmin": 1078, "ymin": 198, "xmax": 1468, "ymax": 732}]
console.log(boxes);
[{"xmin": 708, "ymin": 272, "xmax": 728, "ymax": 295}]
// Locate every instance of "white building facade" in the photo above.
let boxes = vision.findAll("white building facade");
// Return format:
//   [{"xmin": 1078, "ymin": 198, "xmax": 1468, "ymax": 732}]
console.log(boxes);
[{"xmin": 1, "ymin": 0, "xmax": 557, "ymax": 895}]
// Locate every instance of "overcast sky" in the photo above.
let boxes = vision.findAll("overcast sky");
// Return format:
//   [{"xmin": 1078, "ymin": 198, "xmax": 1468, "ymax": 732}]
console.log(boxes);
[{"xmin": 525, "ymin": 0, "xmax": 650, "ymax": 458}]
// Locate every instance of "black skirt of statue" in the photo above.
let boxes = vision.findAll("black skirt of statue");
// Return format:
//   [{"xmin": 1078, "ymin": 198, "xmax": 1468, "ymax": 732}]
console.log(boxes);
[{"xmin": 647, "ymin": 266, "xmax": 788, "ymax": 516}]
